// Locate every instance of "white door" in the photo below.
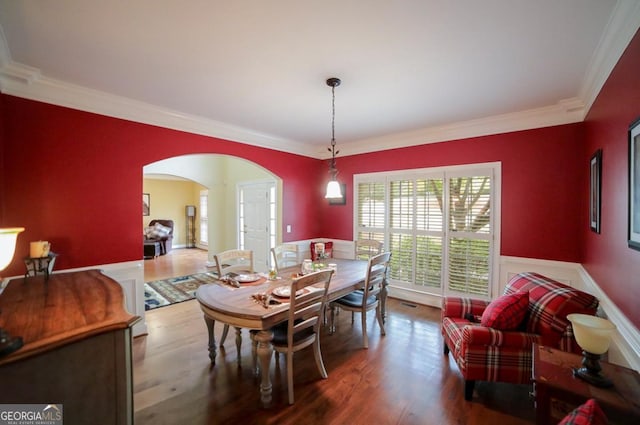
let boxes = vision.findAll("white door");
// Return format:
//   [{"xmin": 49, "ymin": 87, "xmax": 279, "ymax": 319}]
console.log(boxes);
[{"xmin": 239, "ymin": 182, "xmax": 274, "ymax": 272}]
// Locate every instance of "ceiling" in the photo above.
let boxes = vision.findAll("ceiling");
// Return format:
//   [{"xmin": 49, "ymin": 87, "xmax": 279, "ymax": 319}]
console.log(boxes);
[{"xmin": 0, "ymin": 1, "xmax": 638, "ymax": 158}]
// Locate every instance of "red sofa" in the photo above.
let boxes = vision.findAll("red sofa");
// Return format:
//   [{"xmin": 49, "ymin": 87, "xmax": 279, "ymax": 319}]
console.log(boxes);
[{"xmin": 441, "ymin": 272, "xmax": 599, "ymax": 401}]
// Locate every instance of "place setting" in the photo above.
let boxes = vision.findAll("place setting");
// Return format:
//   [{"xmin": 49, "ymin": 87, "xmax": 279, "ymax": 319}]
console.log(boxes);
[{"xmin": 218, "ymin": 272, "xmax": 265, "ymax": 289}]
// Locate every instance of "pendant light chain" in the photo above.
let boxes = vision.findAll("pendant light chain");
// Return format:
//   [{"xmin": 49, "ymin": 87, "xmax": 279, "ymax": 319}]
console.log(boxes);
[
  {"xmin": 327, "ymin": 77, "xmax": 341, "ymax": 178},
  {"xmin": 331, "ymin": 82, "xmax": 336, "ymax": 148},
  {"xmin": 325, "ymin": 77, "xmax": 342, "ymax": 199}
]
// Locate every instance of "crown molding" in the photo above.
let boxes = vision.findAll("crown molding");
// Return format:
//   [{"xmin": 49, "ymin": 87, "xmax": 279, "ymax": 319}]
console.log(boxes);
[
  {"xmin": 0, "ymin": 61, "xmax": 586, "ymax": 160},
  {"xmin": 0, "ymin": 54, "xmax": 317, "ymax": 160},
  {"xmin": 579, "ymin": 0, "xmax": 640, "ymax": 115},
  {"xmin": 331, "ymin": 98, "xmax": 585, "ymax": 158},
  {"xmin": 1, "ymin": 3, "xmax": 638, "ymax": 160}
]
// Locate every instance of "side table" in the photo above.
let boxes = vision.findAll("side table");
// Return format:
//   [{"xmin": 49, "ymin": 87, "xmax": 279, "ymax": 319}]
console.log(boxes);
[
  {"xmin": 24, "ymin": 252, "xmax": 58, "ymax": 281},
  {"xmin": 532, "ymin": 344, "xmax": 640, "ymax": 424}
]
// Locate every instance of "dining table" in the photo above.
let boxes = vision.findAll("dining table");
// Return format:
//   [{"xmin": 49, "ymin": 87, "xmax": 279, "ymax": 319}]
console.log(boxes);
[{"xmin": 196, "ymin": 257, "xmax": 380, "ymax": 407}]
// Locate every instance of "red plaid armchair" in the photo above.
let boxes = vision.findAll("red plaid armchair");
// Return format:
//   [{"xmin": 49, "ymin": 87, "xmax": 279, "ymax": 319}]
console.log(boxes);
[{"xmin": 441, "ymin": 272, "xmax": 599, "ymax": 401}]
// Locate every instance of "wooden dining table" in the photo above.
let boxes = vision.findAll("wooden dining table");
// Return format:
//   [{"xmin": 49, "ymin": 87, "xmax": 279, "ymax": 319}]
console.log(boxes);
[{"xmin": 196, "ymin": 257, "xmax": 374, "ymax": 407}]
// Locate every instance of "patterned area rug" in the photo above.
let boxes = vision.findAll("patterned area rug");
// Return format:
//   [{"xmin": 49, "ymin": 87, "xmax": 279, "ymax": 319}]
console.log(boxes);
[{"xmin": 144, "ymin": 272, "xmax": 218, "ymax": 310}]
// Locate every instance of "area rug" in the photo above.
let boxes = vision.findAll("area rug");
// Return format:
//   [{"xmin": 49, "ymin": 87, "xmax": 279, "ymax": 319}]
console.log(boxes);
[{"xmin": 144, "ymin": 272, "xmax": 218, "ymax": 310}]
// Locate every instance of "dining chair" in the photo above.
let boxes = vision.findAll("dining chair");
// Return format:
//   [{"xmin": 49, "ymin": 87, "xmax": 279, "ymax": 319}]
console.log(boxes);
[
  {"xmin": 270, "ymin": 269, "xmax": 333, "ymax": 404},
  {"xmin": 354, "ymin": 238, "xmax": 383, "ymax": 260},
  {"xmin": 213, "ymin": 249, "xmax": 254, "ymax": 363},
  {"xmin": 330, "ymin": 251, "xmax": 391, "ymax": 348},
  {"xmin": 271, "ymin": 244, "xmax": 299, "ymax": 272}
]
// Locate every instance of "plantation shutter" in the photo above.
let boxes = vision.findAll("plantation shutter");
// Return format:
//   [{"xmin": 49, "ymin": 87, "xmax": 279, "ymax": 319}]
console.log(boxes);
[
  {"xmin": 446, "ymin": 175, "xmax": 492, "ymax": 296},
  {"xmin": 354, "ymin": 164, "xmax": 497, "ymax": 299},
  {"xmin": 356, "ymin": 181, "xmax": 386, "ymax": 244},
  {"xmin": 415, "ymin": 178, "xmax": 444, "ymax": 289},
  {"xmin": 389, "ymin": 179, "xmax": 414, "ymax": 283}
]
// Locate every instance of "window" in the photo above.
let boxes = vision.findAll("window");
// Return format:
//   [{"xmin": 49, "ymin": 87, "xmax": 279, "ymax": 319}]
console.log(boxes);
[
  {"xmin": 355, "ymin": 163, "xmax": 499, "ymax": 298},
  {"xmin": 199, "ymin": 190, "xmax": 208, "ymax": 245}
]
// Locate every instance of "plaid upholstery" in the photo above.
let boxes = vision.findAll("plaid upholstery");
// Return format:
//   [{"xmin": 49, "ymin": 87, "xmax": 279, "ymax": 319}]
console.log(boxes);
[
  {"xmin": 441, "ymin": 297, "xmax": 490, "ymax": 319},
  {"xmin": 441, "ymin": 272, "xmax": 599, "ymax": 386},
  {"xmin": 504, "ymin": 272, "xmax": 599, "ymax": 352},
  {"xmin": 558, "ymin": 399, "xmax": 608, "ymax": 425},
  {"xmin": 480, "ymin": 291, "xmax": 529, "ymax": 330}
]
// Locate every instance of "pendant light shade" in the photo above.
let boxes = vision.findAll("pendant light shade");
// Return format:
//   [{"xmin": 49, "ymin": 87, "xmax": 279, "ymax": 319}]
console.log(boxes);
[
  {"xmin": 325, "ymin": 77, "xmax": 343, "ymax": 199},
  {"xmin": 325, "ymin": 180, "xmax": 342, "ymax": 199}
]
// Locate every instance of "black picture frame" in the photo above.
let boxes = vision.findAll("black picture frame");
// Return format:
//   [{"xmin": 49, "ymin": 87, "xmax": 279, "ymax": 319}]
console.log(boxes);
[
  {"xmin": 590, "ymin": 149, "xmax": 602, "ymax": 233},
  {"xmin": 143, "ymin": 193, "xmax": 150, "ymax": 216},
  {"xmin": 328, "ymin": 183, "xmax": 347, "ymax": 205},
  {"xmin": 629, "ymin": 117, "xmax": 640, "ymax": 250}
]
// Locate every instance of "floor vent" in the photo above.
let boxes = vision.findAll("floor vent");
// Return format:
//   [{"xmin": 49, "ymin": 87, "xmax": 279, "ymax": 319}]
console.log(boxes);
[{"xmin": 401, "ymin": 302, "xmax": 418, "ymax": 308}]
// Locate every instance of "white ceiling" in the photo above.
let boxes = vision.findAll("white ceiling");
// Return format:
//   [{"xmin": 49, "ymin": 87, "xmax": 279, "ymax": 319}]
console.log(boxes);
[{"xmin": 1, "ymin": 1, "xmax": 639, "ymax": 158}]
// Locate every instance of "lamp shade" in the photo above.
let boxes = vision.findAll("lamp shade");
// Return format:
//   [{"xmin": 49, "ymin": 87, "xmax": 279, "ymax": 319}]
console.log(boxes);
[
  {"xmin": 325, "ymin": 180, "xmax": 343, "ymax": 199},
  {"xmin": 0, "ymin": 227, "xmax": 25, "ymax": 271},
  {"xmin": 567, "ymin": 313, "xmax": 616, "ymax": 355}
]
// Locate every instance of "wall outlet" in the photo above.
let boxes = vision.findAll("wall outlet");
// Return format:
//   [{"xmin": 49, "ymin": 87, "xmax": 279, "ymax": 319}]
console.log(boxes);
[{"xmin": 286, "ymin": 225, "xmax": 291, "ymax": 233}]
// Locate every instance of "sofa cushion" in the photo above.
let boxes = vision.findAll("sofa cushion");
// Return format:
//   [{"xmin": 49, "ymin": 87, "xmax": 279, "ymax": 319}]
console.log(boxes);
[
  {"xmin": 145, "ymin": 222, "xmax": 172, "ymax": 240},
  {"xmin": 558, "ymin": 399, "xmax": 608, "ymax": 425},
  {"xmin": 480, "ymin": 291, "xmax": 529, "ymax": 330}
]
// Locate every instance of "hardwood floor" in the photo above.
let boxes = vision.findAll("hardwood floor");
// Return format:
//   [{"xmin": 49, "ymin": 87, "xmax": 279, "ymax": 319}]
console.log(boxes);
[
  {"xmin": 135, "ymin": 249, "xmax": 536, "ymax": 425},
  {"xmin": 143, "ymin": 248, "xmax": 213, "ymax": 282}
]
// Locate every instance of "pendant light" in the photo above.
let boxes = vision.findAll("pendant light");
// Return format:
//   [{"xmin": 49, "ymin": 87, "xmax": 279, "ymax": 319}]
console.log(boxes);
[{"xmin": 325, "ymin": 77, "xmax": 343, "ymax": 199}]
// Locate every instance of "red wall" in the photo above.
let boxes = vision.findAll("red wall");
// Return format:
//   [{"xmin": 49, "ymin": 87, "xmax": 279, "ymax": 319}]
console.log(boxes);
[
  {"xmin": 319, "ymin": 124, "xmax": 585, "ymax": 263},
  {"xmin": 582, "ymin": 29, "xmax": 640, "ymax": 326},
  {"xmin": 2, "ymin": 28, "xmax": 638, "ymax": 329},
  {"xmin": 0, "ymin": 95, "xmax": 585, "ymax": 278},
  {"xmin": 0, "ymin": 95, "xmax": 323, "ymax": 276}
]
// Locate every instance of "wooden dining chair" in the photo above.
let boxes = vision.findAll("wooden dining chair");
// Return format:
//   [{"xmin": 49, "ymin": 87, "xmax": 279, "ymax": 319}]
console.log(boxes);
[
  {"xmin": 330, "ymin": 251, "xmax": 391, "ymax": 348},
  {"xmin": 354, "ymin": 239, "xmax": 383, "ymax": 260},
  {"xmin": 213, "ymin": 249, "xmax": 254, "ymax": 363},
  {"xmin": 271, "ymin": 244, "xmax": 299, "ymax": 272},
  {"xmin": 270, "ymin": 269, "xmax": 333, "ymax": 404}
]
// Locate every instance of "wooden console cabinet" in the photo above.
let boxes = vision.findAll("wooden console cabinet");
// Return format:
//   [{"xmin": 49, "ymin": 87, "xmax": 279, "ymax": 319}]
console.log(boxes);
[{"xmin": 0, "ymin": 270, "xmax": 140, "ymax": 425}]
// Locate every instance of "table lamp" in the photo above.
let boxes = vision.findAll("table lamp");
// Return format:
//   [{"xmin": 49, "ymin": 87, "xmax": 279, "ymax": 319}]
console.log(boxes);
[
  {"xmin": 567, "ymin": 313, "xmax": 617, "ymax": 388},
  {"xmin": 0, "ymin": 227, "xmax": 25, "ymax": 357}
]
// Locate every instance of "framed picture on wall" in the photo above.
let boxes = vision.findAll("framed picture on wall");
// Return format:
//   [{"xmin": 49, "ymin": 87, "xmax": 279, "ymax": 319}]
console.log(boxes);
[
  {"xmin": 143, "ymin": 193, "xmax": 150, "ymax": 216},
  {"xmin": 629, "ymin": 117, "xmax": 640, "ymax": 251},
  {"xmin": 590, "ymin": 149, "xmax": 602, "ymax": 233}
]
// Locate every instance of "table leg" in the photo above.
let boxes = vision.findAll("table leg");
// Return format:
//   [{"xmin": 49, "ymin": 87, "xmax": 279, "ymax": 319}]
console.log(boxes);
[
  {"xmin": 235, "ymin": 327, "xmax": 242, "ymax": 365},
  {"xmin": 204, "ymin": 316, "xmax": 217, "ymax": 365},
  {"xmin": 254, "ymin": 329, "xmax": 274, "ymax": 407},
  {"xmin": 250, "ymin": 331, "xmax": 259, "ymax": 376},
  {"xmin": 381, "ymin": 278, "xmax": 389, "ymax": 323}
]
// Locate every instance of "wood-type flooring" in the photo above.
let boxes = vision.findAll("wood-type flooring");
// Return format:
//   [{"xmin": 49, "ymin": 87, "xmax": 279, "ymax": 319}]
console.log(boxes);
[{"xmin": 134, "ymin": 248, "xmax": 536, "ymax": 425}]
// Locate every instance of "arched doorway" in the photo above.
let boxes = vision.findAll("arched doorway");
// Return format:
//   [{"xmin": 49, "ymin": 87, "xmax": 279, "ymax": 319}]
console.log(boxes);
[{"xmin": 143, "ymin": 153, "xmax": 280, "ymax": 275}]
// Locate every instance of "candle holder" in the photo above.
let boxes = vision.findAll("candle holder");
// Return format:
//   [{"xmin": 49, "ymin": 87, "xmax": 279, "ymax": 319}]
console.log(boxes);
[{"xmin": 567, "ymin": 313, "xmax": 617, "ymax": 388}]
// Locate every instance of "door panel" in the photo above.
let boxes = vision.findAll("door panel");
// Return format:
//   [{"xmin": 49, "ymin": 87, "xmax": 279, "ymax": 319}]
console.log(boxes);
[{"xmin": 240, "ymin": 182, "xmax": 273, "ymax": 272}]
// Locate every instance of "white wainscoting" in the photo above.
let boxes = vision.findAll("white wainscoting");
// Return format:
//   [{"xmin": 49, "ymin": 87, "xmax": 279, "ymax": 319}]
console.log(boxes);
[{"xmin": 279, "ymin": 239, "xmax": 640, "ymax": 371}]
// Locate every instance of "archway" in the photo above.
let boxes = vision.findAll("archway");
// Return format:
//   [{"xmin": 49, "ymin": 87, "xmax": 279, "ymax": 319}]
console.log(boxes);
[{"xmin": 143, "ymin": 153, "xmax": 281, "ymax": 274}]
